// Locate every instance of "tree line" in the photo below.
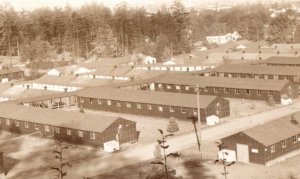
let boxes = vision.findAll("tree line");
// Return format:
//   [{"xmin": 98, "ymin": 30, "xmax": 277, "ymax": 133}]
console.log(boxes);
[{"xmin": 0, "ymin": 1, "xmax": 298, "ymax": 64}]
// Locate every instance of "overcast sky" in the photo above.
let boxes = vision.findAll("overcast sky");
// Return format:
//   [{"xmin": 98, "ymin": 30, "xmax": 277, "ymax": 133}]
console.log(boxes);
[{"xmin": 0, "ymin": 0, "xmax": 180, "ymax": 11}]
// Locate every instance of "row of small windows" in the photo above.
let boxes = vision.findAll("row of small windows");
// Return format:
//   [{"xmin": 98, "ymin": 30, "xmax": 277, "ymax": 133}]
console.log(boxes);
[
  {"xmin": 83, "ymin": 98, "xmax": 190, "ymax": 113},
  {"xmin": 157, "ymin": 85, "xmax": 274, "ymax": 96},
  {"xmin": 2, "ymin": 119, "xmax": 96, "ymax": 140},
  {"xmin": 270, "ymin": 136, "xmax": 299, "ymax": 153}
]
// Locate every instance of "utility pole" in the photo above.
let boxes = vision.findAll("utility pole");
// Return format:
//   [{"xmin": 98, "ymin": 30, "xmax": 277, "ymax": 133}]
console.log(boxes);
[{"xmin": 195, "ymin": 84, "xmax": 202, "ymax": 157}]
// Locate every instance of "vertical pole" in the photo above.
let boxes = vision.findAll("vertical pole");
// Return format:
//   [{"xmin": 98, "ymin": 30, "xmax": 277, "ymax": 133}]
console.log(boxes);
[{"xmin": 196, "ymin": 84, "xmax": 202, "ymax": 156}]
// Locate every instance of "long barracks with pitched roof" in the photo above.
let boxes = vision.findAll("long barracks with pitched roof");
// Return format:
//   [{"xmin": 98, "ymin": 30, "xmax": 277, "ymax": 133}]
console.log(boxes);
[
  {"xmin": 76, "ymin": 87, "xmax": 230, "ymax": 123},
  {"xmin": 116, "ymin": 74, "xmax": 299, "ymax": 104},
  {"xmin": 0, "ymin": 103, "xmax": 137, "ymax": 149}
]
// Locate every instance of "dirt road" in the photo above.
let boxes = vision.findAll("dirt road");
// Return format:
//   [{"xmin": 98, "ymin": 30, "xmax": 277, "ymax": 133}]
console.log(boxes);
[{"xmin": 61, "ymin": 102, "xmax": 300, "ymax": 178}]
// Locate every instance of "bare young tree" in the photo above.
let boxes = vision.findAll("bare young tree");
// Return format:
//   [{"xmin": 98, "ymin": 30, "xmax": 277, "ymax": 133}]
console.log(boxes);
[{"xmin": 50, "ymin": 140, "xmax": 72, "ymax": 179}]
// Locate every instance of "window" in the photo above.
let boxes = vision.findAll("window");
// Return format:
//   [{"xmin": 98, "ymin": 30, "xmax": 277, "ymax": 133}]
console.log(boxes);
[
  {"xmin": 107, "ymin": 100, "xmax": 112, "ymax": 106},
  {"xmin": 246, "ymin": 89, "xmax": 250, "ymax": 95},
  {"xmin": 98, "ymin": 99, "xmax": 102, "ymax": 105},
  {"xmin": 90, "ymin": 132, "xmax": 96, "ymax": 140},
  {"xmin": 158, "ymin": 84, "xmax": 162, "ymax": 89},
  {"xmin": 6, "ymin": 119, "xmax": 10, "ymax": 125},
  {"xmin": 34, "ymin": 124, "xmax": 39, "ymax": 130},
  {"xmin": 228, "ymin": 74, "xmax": 232, "ymax": 78},
  {"xmin": 274, "ymin": 75, "xmax": 278, "ymax": 80},
  {"xmin": 176, "ymin": 85, "xmax": 181, "ymax": 90},
  {"xmin": 235, "ymin": 89, "xmax": 240, "ymax": 94},
  {"xmin": 270, "ymin": 144, "xmax": 275, "ymax": 153},
  {"xmin": 281, "ymin": 140, "xmax": 287, "ymax": 148},
  {"xmin": 117, "ymin": 102, "xmax": 121, "ymax": 107},
  {"xmin": 293, "ymin": 136, "xmax": 298, "ymax": 143},
  {"xmin": 185, "ymin": 86, "xmax": 190, "ymax": 91},
  {"xmin": 224, "ymin": 88, "xmax": 229, "ymax": 93},
  {"xmin": 204, "ymin": 87, "xmax": 208, "ymax": 92},
  {"xmin": 169, "ymin": 106, "xmax": 175, "ymax": 112},
  {"xmin": 45, "ymin": 125, "xmax": 50, "ymax": 132},
  {"xmin": 214, "ymin": 87, "xmax": 218, "ymax": 93},
  {"xmin": 15, "ymin": 120, "xmax": 19, "ymax": 127},
  {"xmin": 67, "ymin": 129, "xmax": 72, "ymax": 135},
  {"xmin": 89, "ymin": 98, "xmax": 93, "ymax": 104},
  {"xmin": 158, "ymin": 105, "xmax": 163, "ymax": 112},
  {"xmin": 137, "ymin": 103, "xmax": 141, "ymax": 109},
  {"xmin": 268, "ymin": 91, "xmax": 273, "ymax": 96},
  {"xmin": 126, "ymin": 102, "xmax": 131, "ymax": 108},
  {"xmin": 55, "ymin": 127, "xmax": 60, "ymax": 134},
  {"xmin": 257, "ymin": 90, "xmax": 262, "ymax": 95},
  {"xmin": 181, "ymin": 107, "xmax": 187, "ymax": 113},
  {"xmin": 167, "ymin": 85, "xmax": 171, "ymax": 89},
  {"xmin": 25, "ymin": 122, "xmax": 29, "ymax": 128},
  {"xmin": 78, "ymin": 130, "xmax": 83, "ymax": 137},
  {"xmin": 80, "ymin": 97, "xmax": 84, "ymax": 103},
  {"xmin": 147, "ymin": 104, "xmax": 152, "ymax": 110}
]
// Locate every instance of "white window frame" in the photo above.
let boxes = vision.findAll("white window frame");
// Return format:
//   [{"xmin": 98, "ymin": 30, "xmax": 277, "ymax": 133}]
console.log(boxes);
[
  {"xmin": 25, "ymin": 122, "xmax": 29, "ymax": 128},
  {"xmin": 107, "ymin": 100, "xmax": 112, "ymax": 106},
  {"xmin": 204, "ymin": 87, "xmax": 208, "ymax": 92},
  {"xmin": 181, "ymin": 107, "xmax": 187, "ymax": 113},
  {"xmin": 90, "ymin": 132, "xmax": 96, "ymax": 140},
  {"xmin": 45, "ymin": 125, "xmax": 50, "ymax": 132},
  {"xmin": 293, "ymin": 135, "xmax": 297, "ymax": 143},
  {"xmin": 281, "ymin": 140, "xmax": 287, "ymax": 148},
  {"xmin": 147, "ymin": 104, "xmax": 152, "ymax": 110},
  {"xmin": 126, "ymin": 102, "xmax": 131, "ymax": 108},
  {"xmin": 235, "ymin": 89, "xmax": 240, "ymax": 94},
  {"xmin": 158, "ymin": 105, "xmax": 163, "ymax": 112},
  {"xmin": 98, "ymin": 99, "xmax": 102, "ymax": 105},
  {"xmin": 6, "ymin": 119, "xmax": 10, "ymax": 126},
  {"xmin": 185, "ymin": 86, "xmax": 190, "ymax": 91},
  {"xmin": 55, "ymin": 127, "xmax": 60, "ymax": 134},
  {"xmin": 15, "ymin": 120, "xmax": 19, "ymax": 127},
  {"xmin": 137, "ymin": 103, "xmax": 141, "ymax": 109},
  {"xmin": 175, "ymin": 85, "xmax": 181, "ymax": 90},
  {"xmin": 270, "ymin": 144, "xmax": 275, "ymax": 153},
  {"xmin": 67, "ymin": 129, "xmax": 72, "ymax": 135},
  {"xmin": 257, "ymin": 90, "xmax": 262, "ymax": 95},
  {"xmin": 34, "ymin": 124, "xmax": 39, "ymax": 130},
  {"xmin": 78, "ymin": 130, "xmax": 83, "ymax": 137},
  {"xmin": 169, "ymin": 106, "xmax": 174, "ymax": 113},
  {"xmin": 166, "ymin": 85, "xmax": 171, "ymax": 89},
  {"xmin": 214, "ymin": 87, "xmax": 218, "ymax": 93},
  {"xmin": 224, "ymin": 88, "xmax": 229, "ymax": 93}
]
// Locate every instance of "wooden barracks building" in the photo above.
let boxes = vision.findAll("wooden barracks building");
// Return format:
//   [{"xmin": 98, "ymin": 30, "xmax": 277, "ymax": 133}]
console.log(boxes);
[
  {"xmin": 0, "ymin": 67, "xmax": 24, "ymax": 83},
  {"xmin": 76, "ymin": 87, "xmax": 230, "ymax": 123},
  {"xmin": 0, "ymin": 103, "xmax": 137, "ymax": 149},
  {"xmin": 221, "ymin": 113, "xmax": 300, "ymax": 166},
  {"xmin": 117, "ymin": 75, "xmax": 299, "ymax": 104},
  {"xmin": 193, "ymin": 63, "xmax": 300, "ymax": 86}
]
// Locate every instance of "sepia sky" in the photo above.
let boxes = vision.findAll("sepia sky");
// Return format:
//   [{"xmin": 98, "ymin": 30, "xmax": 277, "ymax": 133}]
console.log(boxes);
[{"xmin": 0, "ymin": 0, "xmax": 176, "ymax": 11}]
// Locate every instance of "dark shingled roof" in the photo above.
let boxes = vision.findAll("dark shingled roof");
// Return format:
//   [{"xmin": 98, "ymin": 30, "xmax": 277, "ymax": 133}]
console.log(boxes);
[
  {"xmin": 0, "ymin": 103, "xmax": 125, "ymax": 133},
  {"xmin": 243, "ymin": 113, "xmax": 300, "ymax": 146},
  {"xmin": 76, "ymin": 87, "xmax": 220, "ymax": 108}
]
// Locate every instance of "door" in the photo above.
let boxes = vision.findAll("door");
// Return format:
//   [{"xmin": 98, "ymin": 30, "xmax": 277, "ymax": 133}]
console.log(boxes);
[{"xmin": 236, "ymin": 144, "xmax": 249, "ymax": 163}]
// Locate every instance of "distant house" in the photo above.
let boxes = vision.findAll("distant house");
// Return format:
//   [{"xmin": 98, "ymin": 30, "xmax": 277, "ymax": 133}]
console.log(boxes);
[
  {"xmin": 47, "ymin": 66, "xmax": 91, "ymax": 76},
  {"xmin": 221, "ymin": 113, "xmax": 300, "ymax": 166},
  {"xmin": 76, "ymin": 87, "xmax": 230, "ymax": 123},
  {"xmin": 0, "ymin": 103, "xmax": 137, "ymax": 149},
  {"xmin": 206, "ymin": 31, "xmax": 240, "ymax": 45},
  {"xmin": 254, "ymin": 56, "xmax": 300, "ymax": 67}
]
